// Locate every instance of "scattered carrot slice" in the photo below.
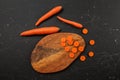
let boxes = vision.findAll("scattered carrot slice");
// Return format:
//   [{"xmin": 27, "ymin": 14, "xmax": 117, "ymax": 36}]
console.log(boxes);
[
  {"xmin": 72, "ymin": 47, "xmax": 77, "ymax": 53},
  {"xmin": 80, "ymin": 55, "xmax": 86, "ymax": 61},
  {"xmin": 89, "ymin": 40, "xmax": 95, "ymax": 46},
  {"xmin": 61, "ymin": 42, "xmax": 66, "ymax": 47},
  {"xmin": 69, "ymin": 53, "xmax": 75, "ymax": 58},
  {"xmin": 64, "ymin": 46, "xmax": 70, "ymax": 52},
  {"xmin": 61, "ymin": 37, "xmax": 66, "ymax": 42},
  {"xmin": 88, "ymin": 51, "xmax": 94, "ymax": 57},
  {"xmin": 73, "ymin": 41, "xmax": 80, "ymax": 47},
  {"xmin": 82, "ymin": 28, "xmax": 88, "ymax": 34},
  {"xmin": 78, "ymin": 46, "xmax": 84, "ymax": 52}
]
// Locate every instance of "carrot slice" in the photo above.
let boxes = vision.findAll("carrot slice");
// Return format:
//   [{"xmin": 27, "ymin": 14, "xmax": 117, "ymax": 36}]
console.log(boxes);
[
  {"xmin": 35, "ymin": 6, "xmax": 62, "ymax": 26},
  {"xmin": 73, "ymin": 41, "xmax": 80, "ymax": 47},
  {"xmin": 67, "ymin": 36, "xmax": 73, "ymax": 41},
  {"xmin": 69, "ymin": 53, "xmax": 75, "ymax": 58},
  {"xmin": 67, "ymin": 36, "xmax": 73, "ymax": 45},
  {"xmin": 88, "ymin": 51, "xmax": 94, "ymax": 57},
  {"xmin": 61, "ymin": 37, "xmax": 66, "ymax": 42},
  {"xmin": 20, "ymin": 26, "xmax": 60, "ymax": 36},
  {"xmin": 61, "ymin": 42, "xmax": 66, "ymax": 47},
  {"xmin": 67, "ymin": 40, "xmax": 73, "ymax": 45},
  {"xmin": 64, "ymin": 46, "xmax": 70, "ymax": 52},
  {"xmin": 78, "ymin": 46, "xmax": 84, "ymax": 52},
  {"xmin": 57, "ymin": 16, "xmax": 83, "ymax": 28},
  {"xmin": 80, "ymin": 55, "xmax": 86, "ymax": 61},
  {"xmin": 71, "ymin": 47, "xmax": 77, "ymax": 53},
  {"xmin": 82, "ymin": 28, "xmax": 88, "ymax": 34},
  {"xmin": 89, "ymin": 40, "xmax": 95, "ymax": 46}
]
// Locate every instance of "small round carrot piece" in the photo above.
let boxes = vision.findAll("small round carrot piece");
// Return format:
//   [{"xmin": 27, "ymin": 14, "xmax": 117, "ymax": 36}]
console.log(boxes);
[
  {"xmin": 80, "ymin": 55, "xmax": 86, "ymax": 61},
  {"xmin": 67, "ymin": 36, "xmax": 73, "ymax": 41},
  {"xmin": 78, "ymin": 46, "xmax": 84, "ymax": 52},
  {"xmin": 89, "ymin": 40, "xmax": 95, "ymax": 46},
  {"xmin": 64, "ymin": 46, "xmax": 70, "ymax": 52},
  {"xmin": 73, "ymin": 41, "xmax": 80, "ymax": 47},
  {"xmin": 82, "ymin": 28, "xmax": 88, "ymax": 34},
  {"xmin": 67, "ymin": 40, "xmax": 73, "ymax": 45},
  {"xmin": 61, "ymin": 42, "xmax": 66, "ymax": 47},
  {"xmin": 72, "ymin": 47, "xmax": 77, "ymax": 53},
  {"xmin": 69, "ymin": 53, "xmax": 75, "ymax": 58},
  {"xmin": 61, "ymin": 37, "xmax": 66, "ymax": 42},
  {"xmin": 88, "ymin": 51, "xmax": 94, "ymax": 57}
]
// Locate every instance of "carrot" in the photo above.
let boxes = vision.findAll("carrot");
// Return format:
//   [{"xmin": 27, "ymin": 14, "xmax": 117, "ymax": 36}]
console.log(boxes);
[
  {"xmin": 64, "ymin": 46, "xmax": 70, "ymax": 52},
  {"xmin": 89, "ymin": 40, "xmax": 95, "ymax": 46},
  {"xmin": 61, "ymin": 42, "xmax": 66, "ymax": 47},
  {"xmin": 57, "ymin": 16, "xmax": 83, "ymax": 28},
  {"xmin": 20, "ymin": 26, "xmax": 60, "ymax": 36},
  {"xmin": 78, "ymin": 46, "xmax": 84, "ymax": 52},
  {"xmin": 82, "ymin": 28, "xmax": 88, "ymax": 34},
  {"xmin": 69, "ymin": 52, "xmax": 75, "ymax": 58},
  {"xmin": 35, "ymin": 6, "xmax": 62, "ymax": 26},
  {"xmin": 67, "ymin": 36, "xmax": 73, "ymax": 45},
  {"xmin": 71, "ymin": 47, "xmax": 77, "ymax": 53},
  {"xmin": 88, "ymin": 51, "xmax": 94, "ymax": 57},
  {"xmin": 61, "ymin": 37, "xmax": 66, "ymax": 42},
  {"xmin": 73, "ymin": 41, "xmax": 80, "ymax": 47},
  {"xmin": 80, "ymin": 55, "xmax": 86, "ymax": 61}
]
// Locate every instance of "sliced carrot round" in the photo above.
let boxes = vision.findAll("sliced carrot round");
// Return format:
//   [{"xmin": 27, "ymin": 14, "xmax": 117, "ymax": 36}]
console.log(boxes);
[
  {"xmin": 89, "ymin": 40, "xmax": 95, "ymax": 46},
  {"xmin": 72, "ymin": 47, "xmax": 77, "ymax": 53},
  {"xmin": 67, "ymin": 40, "xmax": 73, "ymax": 45},
  {"xmin": 82, "ymin": 28, "xmax": 88, "ymax": 34},
  {"xmin": 78, "ymin": 46, "xmax": 84, "ymax": 52},
  {"xmin": 61, "ymin": 37, "xmax": 66, "ymax": 42},
  {"xmin": 80, "ymin": 55, "xmax": 86, "ymax": 61},
  {"xmin": 64, "ymin": 46, "xmax": 70, "ymax": 52},
  {"xmin": 88, "ymin": 51, "xmax": 94, "ymax": 57},
  {"xmin": 69, "ymin": 53, "xmax": 75, "ymax": 58},
  {"xmin": 73, "ymin": 41, "xmax": 80, "ymax": 47},
  {"xmin": 61, "ymin": 42, "xmax": 66, "ymax": 47},
  {"xmin": 67, "ymin": 36, "xmax": 73, "ymax": 41}
]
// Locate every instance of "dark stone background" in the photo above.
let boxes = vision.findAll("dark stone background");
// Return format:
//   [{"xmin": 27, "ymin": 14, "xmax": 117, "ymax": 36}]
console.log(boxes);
[{"xmin": 0, "ymin": 0, "xmax": 120, "ymax": 80}]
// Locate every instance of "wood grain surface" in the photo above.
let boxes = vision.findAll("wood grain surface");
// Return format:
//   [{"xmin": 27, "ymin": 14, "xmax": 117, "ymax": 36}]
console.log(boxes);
[{"xmin": 31, "ymin": 32, "xmax": 85, "ymax": 73}]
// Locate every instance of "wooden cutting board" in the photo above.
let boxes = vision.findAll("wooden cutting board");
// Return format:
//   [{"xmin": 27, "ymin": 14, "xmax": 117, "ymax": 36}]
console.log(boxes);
[{"xmin": 31, "ymin": 32, "xmax": 85, "ymax": 73}]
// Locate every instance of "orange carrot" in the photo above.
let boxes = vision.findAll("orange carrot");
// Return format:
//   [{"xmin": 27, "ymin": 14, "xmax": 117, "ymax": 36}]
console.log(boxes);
[
  {"xmin": 35, "ymin": 6, "xmax": 62, "ymax": 26},
  {"xmin": 72, "ymin": 47, "xmax": 77, "ymax": 53},
  {"xmin": 69, "ymin": 52, "xmax": 75, "ymax": 58},
  {"xmin": 61, "ymin": 37, "xmax": 66, "ymax": 42},
  {"xmin": 88, "ymin": 51, "xmax": 94, "ymax": 57},
  {"xmin": 20, "ymin": 26, "xmax": 60, "ymax": 36},
  {"xmin": 73, "ymin": 41, "xmax": 80, "ymax": 47},
  {"xmin": 61, "ymin": 42, "xmax": 66, "ymax": 47},
  {"xmin": 89, "ymin": 40, "xmax": 95, "ymax": 46},
  {"xmin": 82, "ymin": 28, "xmax": 88, "ymax": 34},
  {"xmin": 78, "ymin": 46, "xmax": 84, "ymax": 52},
  {"xmin": 67, "ymin": 36, "xmax": 73, "ymax": 45},
  {"xmin": 80, "ymin": 55, "xmax": 86, "ymax": 61},
  {"xmin": 64, "ymin": 46, "xmax": 70, "ymax": 52},
  {"xmin": 57, "ymin": 16, "xmax": 83, "ymax": 28}
]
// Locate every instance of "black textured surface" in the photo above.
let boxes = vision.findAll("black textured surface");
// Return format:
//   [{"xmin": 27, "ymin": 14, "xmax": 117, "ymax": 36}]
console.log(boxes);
[{"xmin": 0, "ymin": 0, "xmax": 120, "ymax": 80}]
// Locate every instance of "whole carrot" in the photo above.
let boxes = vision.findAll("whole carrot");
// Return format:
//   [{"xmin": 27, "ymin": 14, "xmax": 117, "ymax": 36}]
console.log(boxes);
[
  {"xmin": 20, "ymin": 26, "xmax": 60, "ymax": 36},
  {"xmin": 35, "ymin": 6, "xmax": 62, "ymax": 26},
  {"xmin": 57, "ymin": 16, "xmax": 83, "ymax": 29}
]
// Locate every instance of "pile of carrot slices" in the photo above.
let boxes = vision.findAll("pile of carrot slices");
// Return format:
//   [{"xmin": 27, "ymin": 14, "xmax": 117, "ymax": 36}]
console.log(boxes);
[{"xmin": 20, "ymin": 5, "xmax": 96, "ymax": 62}]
